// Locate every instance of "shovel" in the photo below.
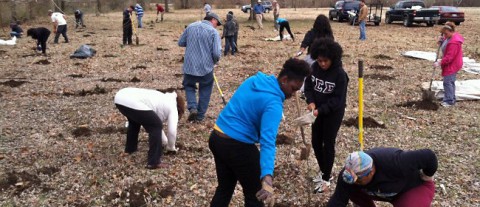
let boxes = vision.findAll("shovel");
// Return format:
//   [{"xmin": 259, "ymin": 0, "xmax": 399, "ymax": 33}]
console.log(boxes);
[
  {"xmin": 130, "ymin": 15, "xmax": 140, "ymax": 45},
  {"xmin": 423, "ymin": 40, "xmax": 442, "ymax": 101},
  {"xmin": 294, "ymin": 92, "xmax": 311, "ymax": 160}
]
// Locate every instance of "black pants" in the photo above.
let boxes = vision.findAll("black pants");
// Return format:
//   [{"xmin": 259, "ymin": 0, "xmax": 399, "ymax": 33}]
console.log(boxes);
[
  {"xmin": 75, "ymin": 16, "xmax": 84, "ymax": 28},
  {"xmin": 123, "ymin": 25, "xmax": 133, "ymax": 45},
  {"xmin": 209, "ymin": 131, "xmax": 263, "ymax": 207},
  {"xmin": 224, "ymin": 36, "xmax": 235, "ymax": 56},
  {"xmin": 279, "ymin": 21, "xmax": 294, "ymax": 41},
  {"xmin": 311, "ymin": 109, "xmax": 345, "ymax": 181},
  {"xmin": 116, "ymin": 104, "xmax": 163, "ymax": 166},
  {"xmin": 54, "ymin": 24, "xmax": 68, "ymax": 43},
  {"xmin": 37, "ymin": 31, "xmax": 51, "ymax": 54}
]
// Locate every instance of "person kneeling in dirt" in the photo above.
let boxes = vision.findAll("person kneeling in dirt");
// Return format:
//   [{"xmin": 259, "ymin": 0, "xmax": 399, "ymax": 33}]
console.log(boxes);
[
  {"xmin": 74, "ymin": 9, "xmax": 86, "ymax": 28},
  {"xmin": 114, "ymin": 88, "xmax": 185, "ymax": 169},
  {"xmin": 27, "ymin": 27, "xmax": 51, "ymax": 54},
  {"xmin": 209, "ymin": 58, "xmax": 310, "ymax": 206},
  {"xmin": 304, "ymin": 37, "xmax": 348, "ymax": 193},
  {"xmin": 277, "ymin": 17, "xmax": 294, "ymax": 41},
  {"xmin": 122, "ymin": 6, "xmax": 134, "ymax": 45},
  {"xmin": 10, "ymin": 22, "xmax": 23, "ymax": 38},
  {"xmin": 327, "ymin": 148, "xmax": 438, "ymax": 207}
]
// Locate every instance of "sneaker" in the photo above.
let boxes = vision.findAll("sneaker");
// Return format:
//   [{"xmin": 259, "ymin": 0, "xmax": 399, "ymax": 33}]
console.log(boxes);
[
  {"xmin": 441, "ymin": 102, "xmax": 453, "ymax": 107},
  {"xmin": 312, "ymin": 172, "xmax": 323, "ymax": 183},
  {"xmin": 313, "ymin": 179, "xmax": 331, "ymax": 193},
  {"xmin": 187, "ymin": 109, "xmax": 198, "ymax": 121}
]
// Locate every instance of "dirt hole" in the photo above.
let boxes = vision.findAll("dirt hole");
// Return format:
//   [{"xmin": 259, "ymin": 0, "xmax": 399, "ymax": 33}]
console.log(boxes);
[
  {"xmin": 174, "ymin": 73, "xmax": 182, "ymax": 77},
  {"xmin": 159, "ymin": 185, "xmax": 176, "ymax": 198},
  {"xmin": 96, "ymin": 126, "xmax": 127, "ymax": 134},
  {"xmin": 159, "ymin": 87, "xmax": 184, "ymax": 92},
  {"xmin": 396, "ymin": 100, "xmax": 439, "ymax": 111},
  {"xmin": 72, "ymin": 126, "xmax": 93, "ymax": 137},
  {"xmin": 371, "ymin": 65, "xmax": 394, "ymax": 70},
  {"xmin": 0, "ymin": 50, "xmax": 6, "ymax": 54},
  {"xmin": 276, "ymin": 133, "xmax": 294, "ymax": 145},
  {"xmin": 157, "ymin": 47, "xmax": 169, "ymax": 51},
  {"xmin": 83, "ymin": 34, "xmax": 91, "ymax": 37},
  {"xmin": 343, "ymin": 116, "xmax": 386, "ymax": 128},
  {"xmin": 373, "ymin": 54, "xmax": 393, "ymax": 60},
  {"xmin": 130, "ymin": 76, "xmax": 141, "ymax": 82},
  {"xmin": 73, "ymin": 62, "xmax": 83, "ymax": 66},
  {"xmin": 101, "ymin": 78, "xmax": 123, "ymax": 82},
  {"xmin": 37, "ymin": 166, "xmax": 60, "ymax": 176},
  {"xmin": 103, "ymin": 54, "xmax": 119, "ymax": 58},
  {"xmin": 0, "ymin": 171, "xmax": 41, "ymax": 195},
  {"xmin": 68, "ymin": 74, "xmax": 84, "ymax": 78},
  {"xmin": 64, "ymin": 85, "xmax": 108, "ymax": 97},
  {"xmin": 22, "ymin": 54, "xmax": 36, "ymax": 57},
  {"xmin": 35, "ymin": 59, "xmax": 51, "ymax": 65},
  {"xmin": 1, "ymin": 80, "xmax": 28, "ymax": 87},
  {"xmin": 364, "ymin": 74, "xmax": 395, "ymax": 80},
  {"xmin": 131, "ymin": 65, "xmax": 147, "ymax": 70}
]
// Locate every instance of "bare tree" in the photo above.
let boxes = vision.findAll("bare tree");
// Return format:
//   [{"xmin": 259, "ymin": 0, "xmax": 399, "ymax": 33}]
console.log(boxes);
[
  {"xmin": 249, "ymin": 0, "xmax": 255, "ymax": 21},
  {"xmin": 165, "ymin": 0, "xmax": 170, "ymax": 12}
]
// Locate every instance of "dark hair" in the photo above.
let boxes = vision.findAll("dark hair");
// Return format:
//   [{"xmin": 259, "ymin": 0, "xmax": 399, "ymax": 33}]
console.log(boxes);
[
  {"xmin": 310, "ymin": 38, "xmax": 343, "ymax": 64},
  {"xmin": 176, "ymin": 95, "xmax": 185, "ymax": 119},
  {"xmin": 129, "ymin": 5, "xmax": 135, "ymax": 10},
  {"xmin": 278, "ymin": 58, "xmax": 311, "ymax": 81},
  {"xmin": 228, "ymin": 11, "xmax": 233, "ymax": 15},
  {"xmin": 312, "ymin": 15, "xmax": 334, "ymax": 40},
  {"xmin": 204, "ymin": 16, "xmax": 214, "ymax": 21}
]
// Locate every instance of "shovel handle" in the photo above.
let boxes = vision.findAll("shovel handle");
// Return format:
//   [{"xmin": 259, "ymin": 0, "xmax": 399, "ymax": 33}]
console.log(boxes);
[{"xmin": 294, "ymin": 93, "xmax": 308, "ymax": 146}]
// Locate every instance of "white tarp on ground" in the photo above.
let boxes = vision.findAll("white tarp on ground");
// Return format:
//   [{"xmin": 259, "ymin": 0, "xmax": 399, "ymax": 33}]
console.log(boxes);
[
  {"xmin": 265, "ymin": 34, "xmax": 292, "ymax": 41},
  {"xmin": 0, "ymin": 36, "xmax": 16, "ymax": 46},
  {"xmin": 421, "ymin": 79, "xmax": 480, "ymax": 101},
  {"xmin": 402, "ymin": 51, "xmax": 480, "ymax": 74}
]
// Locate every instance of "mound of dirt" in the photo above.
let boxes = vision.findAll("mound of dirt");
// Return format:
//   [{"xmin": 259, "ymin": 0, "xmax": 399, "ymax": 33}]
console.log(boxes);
[
  {"xmin": 370, "ymin": 65, "xmax": 394, "ymax": 70},
  {"xmin": 35, "ymin": 59, "xmax": 51, "ymax": 65},
  {"xmin": 101, "ymin": 78, "xmax": 123, "ymax": 82},
  {"xmin": 276, "ymin": 133, "xmax": 294, "ymax": 145},
  {"xmin": 364, "ymin": 74, "xmax": 395, "ymax": 80},
  {"xmin": 343, "ymin": 116, "xmax": 386, "ymax": 128},
  {"xmin": 396, "ymin": 100, "xmax": 439, "ymax": 111},
  {"xmin": 63, "ymin": 85, "xmax": 108, "ymax": 97},
  {"xmin": 130, "ymin": 76, "xmax": 141, "ymax": 82},
  {"xmin": 131, "ymin": 65, "xmax": 147, "ymax": 70},
  {"xmin": 68, "ymin": 74, "xmax": 84, "ymax": 78},
  {"xmin": 0, "ymin": 171, "xmax": 41, "ymax": 195},
  {"xmin": 96, "ymin": 126, "xmax": 127, "ymax": 134},
  {"xmin": 72, "ymin": 126, "xmax": 93, "ymax": 137},
  {"xmin": 37, "ymin": 166, "xmax": 61, "ymax": 176},
  {"xmin": 372, "ymin": 54, "xmax": 393, "ymax": 60}
]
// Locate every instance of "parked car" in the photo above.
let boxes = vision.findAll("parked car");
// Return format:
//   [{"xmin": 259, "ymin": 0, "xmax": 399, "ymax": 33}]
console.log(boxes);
[
  {"xmin": 431, "ymin": 6, "xmax": 465, "ymax": 25},
  {"xmin": 385, "ymin": 0, "xmax": 440, "ymax": 27},
  {"xmin": 241, "ymin": 1, "xmax": 272, "ymax": 13},
  {"xmin": 329, "ymin": 0, "xmax": 361, "ymax": 22}
]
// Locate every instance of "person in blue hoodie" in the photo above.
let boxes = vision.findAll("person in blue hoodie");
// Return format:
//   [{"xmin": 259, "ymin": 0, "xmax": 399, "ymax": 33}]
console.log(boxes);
[
  {"xmin": 277, "ymin": 17, "xmax": 294, "ymax": 41},
  {"xmin": 209, "ymin": 58, "xmax": 310, "ymax": 206}
]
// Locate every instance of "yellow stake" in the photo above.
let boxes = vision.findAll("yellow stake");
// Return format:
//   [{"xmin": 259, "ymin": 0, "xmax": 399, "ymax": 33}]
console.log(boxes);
[{"xmin": 358, "ymin": 60, "xmax": 364, "ymax": 151}]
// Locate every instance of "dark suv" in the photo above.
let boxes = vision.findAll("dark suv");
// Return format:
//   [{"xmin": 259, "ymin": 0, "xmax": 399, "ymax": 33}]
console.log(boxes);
[
  {"xmin": 241, "ymin": 1, "xmax": 272, "ymax": 13},
  {"xmin": 329, "ymin": 0, "xmax": 361, "ymax": 22}
]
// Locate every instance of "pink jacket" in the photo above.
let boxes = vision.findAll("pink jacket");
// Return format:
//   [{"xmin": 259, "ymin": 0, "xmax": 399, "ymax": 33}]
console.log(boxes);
[{"xmin": 441, "ymin": 32, "xmax": 464, "ymax": 77}]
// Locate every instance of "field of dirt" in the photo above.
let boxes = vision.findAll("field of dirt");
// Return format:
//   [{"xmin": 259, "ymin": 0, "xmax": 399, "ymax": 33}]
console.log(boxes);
[{"xmin": 0, "ymin": 7, "xmax": 479, "ymax": 206}]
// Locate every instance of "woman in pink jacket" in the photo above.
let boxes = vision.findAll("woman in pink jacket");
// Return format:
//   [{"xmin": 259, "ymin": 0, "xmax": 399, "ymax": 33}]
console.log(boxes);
[{"xmin": 435, "ymin": 22, "xmax": 464, "ymax": 107}]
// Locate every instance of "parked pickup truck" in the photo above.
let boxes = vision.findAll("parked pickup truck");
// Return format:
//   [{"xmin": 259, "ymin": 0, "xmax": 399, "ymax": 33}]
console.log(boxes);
[{"xmin": 385, "ymin": 0, "xmax": 440, "ymax": 27}]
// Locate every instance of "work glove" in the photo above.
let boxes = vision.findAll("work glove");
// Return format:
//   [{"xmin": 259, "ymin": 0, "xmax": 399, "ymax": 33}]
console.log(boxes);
[
  {"xmin": 295, "ymin": 51, "xmax": 303, "ymax": 57},
  {"xmin": 433, "ymin": 61, "xmax": 440, "ymax": 68},
  {"xmin": 420, "ymin": 169, "xmax": 434, "ymax": 182},
  {"xmin": 256, "ymin": 175, "xmax": 275, "ymax": 205},
  {"xmin": 293, "ymin": 110, "xmax": 316, "ymax": 126}
]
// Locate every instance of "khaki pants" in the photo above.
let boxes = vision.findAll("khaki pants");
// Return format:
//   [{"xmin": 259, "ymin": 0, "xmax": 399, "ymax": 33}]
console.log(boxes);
[{"xmin": 255, "ymin": 14, "xmax": 263, "ymax": 29}]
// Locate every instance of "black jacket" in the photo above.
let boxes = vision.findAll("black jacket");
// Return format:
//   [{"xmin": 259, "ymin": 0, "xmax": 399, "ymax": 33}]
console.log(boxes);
[
  {"xmin": 327, "ymin": 148, "xmax": 438, "ymax": 206},
  {"xmin": 123, "ymin": 9, "xmax": 132, "ymax": 26},
  {"xmin": 300, "ymin": 29, "xmax": 334, "ymax": 54},
  {"xmin": 27, "ymin": 27, "xmax": 51, "ymax": 43},
  {"xmin": 304, "ymin": 60, "xmax": 348, "ymax": 115},
  {"xmin": 223, "ymin": 14, "xmax": 236, "ymax": 37}
]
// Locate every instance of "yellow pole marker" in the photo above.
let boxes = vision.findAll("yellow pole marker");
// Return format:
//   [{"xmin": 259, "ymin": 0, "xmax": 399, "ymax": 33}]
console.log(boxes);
[{"xmin": 358, "ymin": 60, "xmax": 364, "ymax": 151}]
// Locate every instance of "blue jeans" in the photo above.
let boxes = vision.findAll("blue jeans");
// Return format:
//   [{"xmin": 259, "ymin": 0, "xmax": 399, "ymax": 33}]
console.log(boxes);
[
  {"xmin": 443, "ymin": 73, "xmax": 456, "ymax": 105},
  {"xmin": 224, "ymin": 36, "xmax": 235, "ymax": 56},
  {"xmin": 183, "ymin": 71, "xmax": 214, "ymax": 120},
  {"xmin": 359, "ymin": 21, "xmax": 366, "ymax": 40},
  {"xmin": 137, "ymin": 15, "xmax": 143, "ymax": 28},
  {"xmin": 10, "ymin": 32, "xmax": 22, "ymax": 38}
]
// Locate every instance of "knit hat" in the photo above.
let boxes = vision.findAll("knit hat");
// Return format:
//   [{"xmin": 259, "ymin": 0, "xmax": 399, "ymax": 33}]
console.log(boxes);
[{"xmin": 342, "ymin": 151, "xmax": 373, "ymax": 184}]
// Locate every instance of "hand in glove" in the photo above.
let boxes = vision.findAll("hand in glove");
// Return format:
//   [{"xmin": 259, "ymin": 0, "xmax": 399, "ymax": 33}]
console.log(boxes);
[
  {"xmin": 256, "ymin": 175, "xmax": 274, "ymax": 205},
  {"xmin": 420, "ymin": 170, "xmax": 434, "ymax": 182},
  {"xmin": 295, "ymin": 51, "xmax": 303, "ymax": 57},
  {"xmin": 433, "ymin": 61, "xmax": 440, "ymax": 68}
]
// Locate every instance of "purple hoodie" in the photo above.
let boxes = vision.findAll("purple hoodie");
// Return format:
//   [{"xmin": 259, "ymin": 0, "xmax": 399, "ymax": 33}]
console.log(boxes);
[{"xmin": 441, "ymin": 32, "xmax": 464, "ymax": 77}]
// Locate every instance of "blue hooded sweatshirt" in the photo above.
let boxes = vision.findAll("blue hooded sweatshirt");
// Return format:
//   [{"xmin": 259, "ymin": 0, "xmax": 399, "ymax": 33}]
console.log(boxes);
[{"xmin": 215, "ymin": 72, "xmax": 285, "ymax": 178}]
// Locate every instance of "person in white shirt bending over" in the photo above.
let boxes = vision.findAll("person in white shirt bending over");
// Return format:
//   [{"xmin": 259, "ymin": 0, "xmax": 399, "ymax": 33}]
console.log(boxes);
[
  {"xmin": 114, "ymin": 88, "xmax": 185, "ymax": 169},
  {"xmin": 48, "ymin": 10, "xmax": 69, "ymax": 43}
]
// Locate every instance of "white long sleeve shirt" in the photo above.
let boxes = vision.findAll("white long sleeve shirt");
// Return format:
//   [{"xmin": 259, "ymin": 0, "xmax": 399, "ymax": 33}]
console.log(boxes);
[{"xmin": 114, "ymin": 88, "xmax": 179, "ymax": 151}]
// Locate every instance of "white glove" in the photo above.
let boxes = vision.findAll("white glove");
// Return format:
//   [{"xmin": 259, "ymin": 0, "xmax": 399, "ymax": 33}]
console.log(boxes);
[
  {"xmin": 295, "ymin": 51, "xmax": 303, "ymax": 57},
  {"xmin": 293, "ymin": 111, "xmax": 316, "ymax": 126},
  {"xmin": 433, "ymin": 61, "xmax": 440, "ymax": 68}
]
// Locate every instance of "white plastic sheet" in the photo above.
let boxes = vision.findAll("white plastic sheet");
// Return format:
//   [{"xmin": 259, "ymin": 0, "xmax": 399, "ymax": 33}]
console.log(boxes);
[
  {"xmin": 402, "ymin": 51, "xmax": 480, "ymax": 75},
  {"xmin": 421, "ymin": 79, "xmax": 480, "ymax": 101}
]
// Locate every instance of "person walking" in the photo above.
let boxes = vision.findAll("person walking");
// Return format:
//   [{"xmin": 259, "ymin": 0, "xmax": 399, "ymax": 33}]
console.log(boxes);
[
  {"xmin": 178, "ymin": 13, "xmax": 222, "ymax": 122},
  {"xmin": 134, "ymin": 3, "xmax": 144, "ymax": 28},
  {"xmin": 122, "ymin": 6, "xmax": 134, "ymax": 45},
  {"xmin": 27, "ymin": 27, "xmax": 51, "ymax": 54},
  {"xmin": 74, "ymin": 9, "xmax": 85, "ymax": 28},
  {"xmin": 358, "ymin": 0, "xmax": 368, "ymax": 41},
  {"xmin": 277, "ymin": 18, "xmax": 294, "ymax": 41},
  {"xmin": 209, "ymin": 58, "xmax": 310, "ymax": 206},
  {"xmin": 48, "ymin": 10, "xmax": 68, "ymax": 43},
  {"xmin": 304, "ymin": 38, "xmax": 349, "ymax": 193},
  {"xmin": 156, "ymin": 3, "xmax": 165, "ymax": 22},
  {"xmin": 204, "ymin": 2, "xmax": 212, "ymax": 16},
  {"xmin": 114, "ymin": 88, "xmax": 185, "ymax": 169},
  {"xmin": 254, "ymin": 0, "xmax": 265, "ymax": 29},
  {"xmin": 228, "ymin": 11, "xmax": 239, "ymax": 52},
  {"xmin": 434, "ymin": 22, "xmax": 464, "ymax": 107},
  {"xmin": 222, "ymin": 13, "xmax": 236, "ymax": 56},
  {"xmin": 327, "ymin": 148, "xmax": 438, "ymax": 207},
  {"xmin": 272, "ymin": 0, "xmax": 280, "ymax": 31}
]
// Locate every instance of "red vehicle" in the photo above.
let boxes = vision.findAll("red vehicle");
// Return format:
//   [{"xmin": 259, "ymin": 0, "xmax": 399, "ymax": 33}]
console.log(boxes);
[{"xmin": 431, "ymin": 6, "xmax": 465, "ymax": 25}]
